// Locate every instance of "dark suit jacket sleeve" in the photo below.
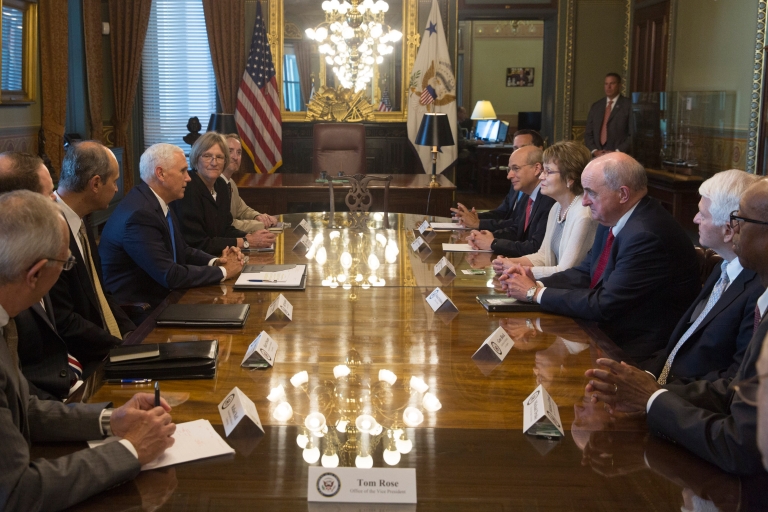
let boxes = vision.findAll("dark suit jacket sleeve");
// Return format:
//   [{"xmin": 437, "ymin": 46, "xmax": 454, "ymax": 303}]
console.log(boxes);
[
  {"xmin": 539, "ymin": 229, "xmax": 669, "ymax": 322},
  {"xmin": 478, "ymin": 188, "xmax": 516, "ymax": 231},
  {"xmin": 489, "ymin": 197, "xmax": 553, "ymax": 258},
  {"xmin": 122, "ymin": 208, "xmax": 223, "ymax": 290}
]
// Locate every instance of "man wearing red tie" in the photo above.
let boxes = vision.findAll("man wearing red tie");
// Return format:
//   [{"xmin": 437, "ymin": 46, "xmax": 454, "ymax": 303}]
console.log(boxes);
[
  {"xmin": 500, "ymin": 153, "xmax": 700, "ymax": 362},
  {"xmin": 584, "ymin": 73, "xmax": 632, "ymax": 157}
]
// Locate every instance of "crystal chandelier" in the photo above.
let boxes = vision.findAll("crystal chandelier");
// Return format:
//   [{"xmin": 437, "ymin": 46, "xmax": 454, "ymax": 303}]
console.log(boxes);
[{"xmin": 305, "ymin": 0, "xmax": 403, "ymax": 92}]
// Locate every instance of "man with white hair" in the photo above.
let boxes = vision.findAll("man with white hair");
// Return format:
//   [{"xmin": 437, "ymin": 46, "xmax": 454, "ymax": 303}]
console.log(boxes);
[
  {"xmin": 99, "ymin": 143, "xmax": 244, "ymax": 321},
  {"xmin": 0, "ymin": 190, "xmax": 176, "ymax": 510},
  {"xmin": 641, "ymin": 169, "xmax": 763, "ymax": 383}
]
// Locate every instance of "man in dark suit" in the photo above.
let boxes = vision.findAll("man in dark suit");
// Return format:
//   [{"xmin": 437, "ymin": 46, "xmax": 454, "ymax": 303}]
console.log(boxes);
[
  {"xmin": 50, "ymin": 141, "xmax": 135, "ymax": 369},
  {"xmin": 99, "ymin": 143, "xmax": 244, "ymax": 322},
  {"xmin": 584, "ymin": 73, "xmax": 632, "ymax": 156},
  {"xmin": 500, "ymin": 153, "xmax": 700, "ymax": 362},
  {"xmin": 465, "ymin": 145, "xmax": 556, "ymax": 257},
  {"xmin": 584, "ymin": 178, "xmax": 768, "ymax": 476},
  {"xmin": 451, "ymin": 129, "xmax": 544, "ymax": 232},
  {"xmin": 642, "ymin": 169, "xmax": 763, "ymax": 383},
  {"xmin": 0, "ymin": 190, "xmax": 175, "ymax": 510}
]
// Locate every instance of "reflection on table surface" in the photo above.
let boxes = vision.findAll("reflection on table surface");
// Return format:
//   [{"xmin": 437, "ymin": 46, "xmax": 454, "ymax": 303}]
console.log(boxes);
[{"xmin": 44, "ymin": 213, "xmax": 764, "ymax": 511}]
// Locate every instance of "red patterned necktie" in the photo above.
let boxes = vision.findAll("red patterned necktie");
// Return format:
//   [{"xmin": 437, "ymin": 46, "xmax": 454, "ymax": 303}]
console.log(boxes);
[
  {"xmin": 600, "ymin": 99, "xmax": 613, "ymax": 147},
  {"xmin": 590, "ymin": 229, "xmax": 615, "ymax": 289},
  {"xmin": 524, "ymin": 198, "xmax": 533, "ymax": 231}
]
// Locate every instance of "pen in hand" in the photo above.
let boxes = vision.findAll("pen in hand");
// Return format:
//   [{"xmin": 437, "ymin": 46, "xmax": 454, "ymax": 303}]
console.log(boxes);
[{"xmin": 155, "ymin": 381, "xmax": 160, "ymax": 408}]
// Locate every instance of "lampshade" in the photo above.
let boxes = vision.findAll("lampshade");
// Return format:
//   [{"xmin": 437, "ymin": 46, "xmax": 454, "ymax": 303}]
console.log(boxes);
[
  {"xmin": 415, "ymin": 113, "xmax": 455, "ymax": 149},
  {"xmin": 470, "ymin": 100, "xmax": 496, "ymax": 120},
  {"xmin": 206, "ymin": 113, "xmax": 238, "ymax": 135}
]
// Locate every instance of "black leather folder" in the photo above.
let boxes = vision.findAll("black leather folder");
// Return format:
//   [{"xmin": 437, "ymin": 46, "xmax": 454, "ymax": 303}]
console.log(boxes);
[
  {"xmin": 476, "ymin": 295, "xmax": 542, "ymax": 313},
  {"xmin": 155, "ymin": 304, "xmax": 250, "ymax": 327},
  {"xmin": 104, "ymin": 340, "xmax": 218, "ymax": 380}
]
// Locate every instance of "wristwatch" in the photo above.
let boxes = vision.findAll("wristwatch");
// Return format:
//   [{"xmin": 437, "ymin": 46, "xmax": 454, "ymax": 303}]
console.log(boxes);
[
  {"xmin": 242, "ymin": 239, "xmax": 250, "ymax": 249},
  {"xmin": 100, "ymin": 409, "xmax": 114, "ymax": 436},
  {"xmin": 525, "ymin": 285, "xmax": 538, "ymax": 303}
]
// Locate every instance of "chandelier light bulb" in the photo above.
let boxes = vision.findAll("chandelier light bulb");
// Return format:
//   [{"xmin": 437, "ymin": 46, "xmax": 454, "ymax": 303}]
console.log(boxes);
[
  {"xmin": 296, "ymin": 433, "xmax": 309, "ymax": 448},
  {"xmin": 409, "ymin": 376, "xmax": 429, "ymax": 393},
  {"xmin": 267, "ymin": 384, "xmax": 286, "ymax": 403},
  {"xmin": 367, "ymin": 254, "xmax": 380, "ymax": 271},
  {"xmin": 340, "ymin": 251, "xmax": 353, "ymax": 269},
  {"xmin": 403, "ymin": 407, "xmax": 424, "ymax": 427},
  {"xmin": 337, "ymin": 273, "xmax": 347, "ymax": 283},
  {"xmin": 336, "ymin": 419, "xmax": 349, "ymax": 433},
  {"xmin": 329, "ymin": 230, "xmax": 340, "ymax": 239},
  {"xmin": 321, "ymin": 452, "xmax": 340, "ymax": 468},
  {"xmin": 390, "ymin": 29, "xmax": 402, "ymax": 41},
  {"xmin": 290, "ymin": 371, "xmax": 309, "ymax": 387},
  {"xmin": 379, "ymin": 369, "xmax": 397, "ymax": 385},
  {"xmin": 273, "ymin": 401, "xmax": 293, "ymax": 422},
  {"xmin": 303, "ymin": 443, "xmax": 321, "ymax": 464},
  {"xmin": 316, "ymin": 246, "xmax": 328, "ymax": 265},
  {"xmin": 422, "ymin": 392, "xmax": 442, "ymax": 412},
  {"xmin": 316, "ymin": 27, "xmax": 328, "ymax": 40},
  {"xmin": 396, "ymin": 433, "xmax": 413, "ymax": 454},
  {"xmin": 383, "ymin": 447, "xmax": 401, "ymax": 465},
  {"xmin": 305, "ymin": 412, "xmax": 328, "ymax": 433},
  {"xmin": 375, "ymin": 233, "xmax": 387, "ymax": 246},
  {"xmin": 370, "ymin": 422, "xmax": 383, "ymax": 435},
  {"xmin": 306, "ymin": 27, "xmax": 316, "ymax": 39},
  {"xmin": 376, "ymin": 56, "xmax": 384, "ymax": 64},
  {"xmin": 333, "ymin": 364, "xmax": 351, "ymax": 379},
  {"xmin": 325, "ymin": 56, "xmax": 334, "ymax": 65},
  {"xmin": 355, "ymin": 414, "xmax": 377, "ymax": 433},
  {"xmin": 355, "ymin": 453, "xmax": 374, "ymax": 468}
]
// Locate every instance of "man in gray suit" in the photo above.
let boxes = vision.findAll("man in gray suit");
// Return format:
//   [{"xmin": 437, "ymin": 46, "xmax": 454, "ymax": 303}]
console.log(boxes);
[
  {"xmin": 584, "ymin": 178, "xmax": 768, "ymax": 475},
  {"xmin": 0, "ymin": 190, "xmax": 176, "ymax": 511},
  {"xmin": 221, "ymin": 133, "xmax": 277, "ymax": 233},
  {"xmin": 583, "ymin": 73, "xmax": 632, "ymax": 156}
]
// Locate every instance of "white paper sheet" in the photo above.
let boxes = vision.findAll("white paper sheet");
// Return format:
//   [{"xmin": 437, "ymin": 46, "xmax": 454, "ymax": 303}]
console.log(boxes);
[
  {"xmin": 441, "ymin": 243, "xmax": 493, "ymax": 253},
  {"xmin": 430, "ymin": 222, "xmax": 471, "ymax": 230},
  {"xmin": 235, "ymin": 265, "xmax": 306, "ymax": 287}
]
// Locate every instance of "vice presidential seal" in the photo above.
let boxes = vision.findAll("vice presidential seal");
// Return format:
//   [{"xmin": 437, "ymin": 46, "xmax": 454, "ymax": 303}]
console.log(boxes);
[{"xmin": 317, "ymin": 472, "xmax": 341, "ymax": 497}]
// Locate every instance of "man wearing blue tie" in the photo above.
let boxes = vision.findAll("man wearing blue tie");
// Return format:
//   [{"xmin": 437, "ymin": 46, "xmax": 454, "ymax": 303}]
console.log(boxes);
[{"xmin": 99, "ymin": 143, "xmax": 244, "ymax": 322}]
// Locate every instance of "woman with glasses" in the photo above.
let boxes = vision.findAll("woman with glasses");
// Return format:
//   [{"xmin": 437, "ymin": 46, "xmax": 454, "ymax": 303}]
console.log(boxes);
[
  {"xmin": 173, "ymin": 132, "xmax": 275, "ymax": 254},
  {"xmin": 493, "ymin": 141, "xmax": 597, "ymax": 279}
]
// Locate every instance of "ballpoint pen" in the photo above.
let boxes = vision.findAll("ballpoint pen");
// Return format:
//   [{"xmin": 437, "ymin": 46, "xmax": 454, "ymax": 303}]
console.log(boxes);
[
  {"xmin": 155, "ymin": 381, "xmax": 160, "ymax": 407},
  {"xmin": 106, "ymin": 379, "xmax": 151, "ymax": 384}
]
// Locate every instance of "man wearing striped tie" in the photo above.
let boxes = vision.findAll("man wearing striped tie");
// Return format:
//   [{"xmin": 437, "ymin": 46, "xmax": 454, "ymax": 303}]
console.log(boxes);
[
  {"xmin": 50, "ymin": 142, "xmax": 136, "ymax": 374},
  {"xmin": 640, "ymin": 169, "xmax": 763, "ymax": 384}
]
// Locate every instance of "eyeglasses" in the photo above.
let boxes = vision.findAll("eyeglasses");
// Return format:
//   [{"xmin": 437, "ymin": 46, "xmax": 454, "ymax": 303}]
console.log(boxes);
[
  {"xmin": 729, "ymin": 210, "xmax": 768, "ymax": 230},
  {"xmin": 540, "ymin": 167, "xmax": 563, "ymax": 177},
  {"xmin": 733, "ymin": 372, "xmax": 768, "ymax": 406},
  {"xmin": 46, "ymin": 254, "xmax": 77, "ymax": 271},
  {"xmin": 200, "ymin": 153, "xmax": 226, "ymax": 164}
]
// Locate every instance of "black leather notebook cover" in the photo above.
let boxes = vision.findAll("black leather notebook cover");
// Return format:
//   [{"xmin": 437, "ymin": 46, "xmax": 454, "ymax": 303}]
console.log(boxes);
[
  {"xmin": 104, "ymin": 340, "xmax": 218, "ymax": 380},
  {"xmin": 476, "ymin": 295, "xmax": 542, "ymax": 313},
  {"xmin": 155, "ymin": 304, "xmax": 250, "ymax": 327}
]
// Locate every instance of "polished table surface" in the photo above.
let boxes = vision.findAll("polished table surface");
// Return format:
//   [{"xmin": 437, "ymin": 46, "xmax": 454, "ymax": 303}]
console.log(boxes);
[{"xmin": 42, "ymin": 213, "xmax": 765, "ymax": 511}]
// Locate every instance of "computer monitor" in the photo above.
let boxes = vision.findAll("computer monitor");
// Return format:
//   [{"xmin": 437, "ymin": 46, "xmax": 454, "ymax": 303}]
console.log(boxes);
[
  {"xmin": 487, "ymin": 120, "xmax": 501, "ymax": 142},
  {"xmin": 474, "ymin": 120, "xmax": 494, "ymax": 140},
  {"xmin": 496, "ymin": 121, "xmax": 509, "ymax": 143}
]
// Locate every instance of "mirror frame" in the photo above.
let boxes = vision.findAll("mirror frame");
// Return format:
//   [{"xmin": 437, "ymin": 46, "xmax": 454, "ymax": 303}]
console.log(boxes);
[
  {"xmin": 0, "ymin": 0, "xmax": 38, "ymax": 105},
  {"xmin": 270, "ymin": 0, "xmax": 419, "ymax": 122}
]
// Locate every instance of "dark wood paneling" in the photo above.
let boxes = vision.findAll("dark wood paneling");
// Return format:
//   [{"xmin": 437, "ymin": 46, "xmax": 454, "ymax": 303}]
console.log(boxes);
[{"xmin": 631, "ymin": 1, "xmax": 669, "ymax": 94}]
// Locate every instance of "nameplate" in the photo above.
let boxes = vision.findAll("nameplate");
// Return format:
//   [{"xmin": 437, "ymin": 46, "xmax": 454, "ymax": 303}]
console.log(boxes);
[
  {"xmin": 417, "ymin": 220, "xmax": 430, "ymax": 234},
  {"xmin": 218, "ymin": 386, "xmax": 264, "ymax": 436},
  {"xmin": 293, "ymin": 218, "xmax": 311, "ymax": 236},
  {"xmin": 241, "ymin": 331, "xmax": 278, "ymax": 368},
  {"xmin": 266, "ymin": 294, "xmax": 293, "ymax": 321},
  {"xmin": 410, "ymin": 236, "xmax": 428, "ymax": 253},
  {"xmin": 293, "ymin": 234, "xmax": 312, "ymax": 255},
  {"xmin": 433, "ymin": 257, "xmax": 456, "ymax": 278},
  {"xmin": 425, "ymin": 287, "xmax": 458, "ymax": 313},
  {"xmin": 471, "ymin": 326, "xmax": 514, "ymax": 362},
  {"xmin": 307, "ymin": 467, "xmax": 417, "ymax": 503},
  {"xmin": 522, "ymin": 384, "xmax": 564, "ymax": 438}
]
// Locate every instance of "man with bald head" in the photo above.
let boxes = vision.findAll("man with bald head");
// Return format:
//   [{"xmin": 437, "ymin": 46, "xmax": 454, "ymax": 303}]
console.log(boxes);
[
  {"xmin": 50, "ymin": 141, "xmax": 135, "ymax": 371},
  {"xmin": 501, "ymin": 152, "xmax": 699, "ymax": 361},
  {"xmin": 464, "ymin": 143, "xmax": 555, "ymax": 256}
]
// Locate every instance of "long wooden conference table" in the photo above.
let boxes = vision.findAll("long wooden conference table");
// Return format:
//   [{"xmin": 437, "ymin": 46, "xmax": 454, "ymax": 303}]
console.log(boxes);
[{"xmin": 40, "ymin": 213, "xmax": 765, "ymax": 511}]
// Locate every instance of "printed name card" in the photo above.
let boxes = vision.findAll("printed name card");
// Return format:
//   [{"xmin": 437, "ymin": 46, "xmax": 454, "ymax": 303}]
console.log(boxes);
[
  {"xmin": 293, "ymin": 218, "xmax": 311, "ymax": 236},
  {"xmin": 471, "ymin": 326, "xmax": 514, "ymax": 362},
  {"xmin": 522, "ymin": 384, "xmax": 564, "ymax": 438},
  {"xmin": 417, "ymin": 220, "xmax": 430, "ymax": 234},
  {"xmin": 218, "ymin": 386, "xmax": 264, "ymax": 436},
  {"xmin": 410, "ymin": 236, "xmax": 428, "ymax": 253},
  {"xmin": 293, "ymin": 234, "xmax": 312, "ymax": 255},
  {"xmin": 241, "ymin": 331, "xmax": 278, "ymax": 368},
  {"xmin": 308, "ymin": 467, "xmax": 417, "ymax": 503},
  {"xmin": 425, "ymin": 287, "xmax": 458, "ymax": 313},
  {"xmin": 266, "ymin": 294, "xmax": 293, "ymax": 321},
  {"xmin": 433, "ymin": 257, "xmax": 456, "ymax": 278}
]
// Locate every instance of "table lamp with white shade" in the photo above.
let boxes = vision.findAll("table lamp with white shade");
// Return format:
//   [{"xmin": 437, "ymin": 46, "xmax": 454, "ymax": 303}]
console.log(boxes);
[{"xmin": 470, "ymin": 100, "xmax": 496, "ymax": 120}]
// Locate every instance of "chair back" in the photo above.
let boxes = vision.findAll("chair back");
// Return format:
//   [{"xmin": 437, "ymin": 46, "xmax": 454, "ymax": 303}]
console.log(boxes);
[
  {"xmin": 328, "ymin": 174, "xmax": 393, "ymax": 228},
  {"xmin": 313, "ymin": 124, "xmax": 367, "ymax": 175}
]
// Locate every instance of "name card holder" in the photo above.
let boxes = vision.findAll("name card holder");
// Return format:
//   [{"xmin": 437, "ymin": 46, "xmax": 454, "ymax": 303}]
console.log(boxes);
[
  {"xmin": 293, "ymin": 234, "xmax": 312, "ymax": 255},
  {"xmin": 433, "ymin": 257, "xmax": 456, "ymax": 278},
  {"xmin": 523, "ymin": 384, "xmax": 564, "ymax": 438},
  {"xmin": 410, "ymin": 236, "xmax": 429, "ymax": 253},
  {"xmin": 425, "ymin": 287, "xmax": 458, "ymax": 313},
  {"xmin": 415, "ymin": 220, "xmax": 436, "ymax": 242},
  {"xmin": 218, "ymin": 386, "xmax": 264, "ymax": 436},
  {"xmin": 471, "ymin": 326, "xmax": 514, "ymax": 376},
  {"xmin": 293, "ymin": 218, "xmax": 311, "ymax": 236},
  {"xmin": 266, "ymin": 294, "xmax": 293, "ymax": 321},
  {"xmin": 308, "ymin": 467, "xmax": 417, "ymax": 504},
  {"xmin": 241, "ymin": 331, "xmax": 279, "ymax": 368}
]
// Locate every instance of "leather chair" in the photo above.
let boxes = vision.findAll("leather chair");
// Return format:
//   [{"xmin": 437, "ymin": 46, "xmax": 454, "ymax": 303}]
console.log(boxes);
[
  {"xmin": 312, "ymin": 123, "xmax": 367, "ymax": 175},
  {"xmin": 695, "ymin": 246, "xmax": 724, "ymax": 287}
]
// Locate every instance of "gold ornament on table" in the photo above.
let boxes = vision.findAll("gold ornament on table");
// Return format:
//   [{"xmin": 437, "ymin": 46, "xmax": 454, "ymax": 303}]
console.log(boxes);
[{"xmin": 306, "ymin": 85, "xmax": 375, "ymax": 122}]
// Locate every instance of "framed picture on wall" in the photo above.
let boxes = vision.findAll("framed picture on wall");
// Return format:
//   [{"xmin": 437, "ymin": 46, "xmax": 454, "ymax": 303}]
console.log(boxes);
[{"xmin": 506, "ymin": 68, "xmax": 534, "ymax": 87}]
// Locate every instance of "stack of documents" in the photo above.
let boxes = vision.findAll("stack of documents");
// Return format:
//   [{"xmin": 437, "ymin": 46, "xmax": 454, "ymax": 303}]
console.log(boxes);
[{"xmin": 234, "ymin": 264, "xmax": 306, "ymax": 290}]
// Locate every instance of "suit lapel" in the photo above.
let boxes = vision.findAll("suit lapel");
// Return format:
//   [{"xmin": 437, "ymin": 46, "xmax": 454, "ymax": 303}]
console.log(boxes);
[
  {"xmin": 607, "ymin": 96, "xmax": 622, "ymax": 123},
  {"xmin": 32, "ymin": 297, "xmax": 57, "ymax": 333},
  {"xmin": 138, "ymin": 182, "xmax": 177, "ymax": 255},
  {"xmin": 686, "ymin": 270, "xmax": 749, "ymax": 339},
  {"xmin": 68, "ymin": 227, "xmax": 102, "ymax": 314}
]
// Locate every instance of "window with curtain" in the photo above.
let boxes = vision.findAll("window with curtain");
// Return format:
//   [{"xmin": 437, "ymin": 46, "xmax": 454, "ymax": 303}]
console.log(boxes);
[
  {"xmin": 283, "ymin": 44, "xmax": 302, "ymax": 112},
  {"xmin": 1, "ymin": 6, "xmax": 23, "ymax": 91},
  {"xmin": 142, "ymin": 0, "xmax": 217, "ymax": 154}
]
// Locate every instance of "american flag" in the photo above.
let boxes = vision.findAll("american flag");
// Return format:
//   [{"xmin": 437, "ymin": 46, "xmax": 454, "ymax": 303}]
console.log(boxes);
[
  {"xmin": 420, "ymin": 85, "xmax": 436, "ymax": 105},
  {"xmin": 378, "ymin": 89, "xmax": 392, "ymax": 111},
  {"xmin": 235, "ymin": 2, "xmax": 282, "ymax": 174}
]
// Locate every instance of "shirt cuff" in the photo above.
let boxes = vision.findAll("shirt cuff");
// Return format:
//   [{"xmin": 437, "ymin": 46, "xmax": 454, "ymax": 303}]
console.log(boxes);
[
  {"xmin": 119, "ymin": 439, "xmax": 139, "ymax": 459},
  {"xmin": 646, "ymin": 389, "xmax": 668, "ymax": 413},
  {"xmin": 219, "ymin": 267, "xmax": 227, "ymax": 281},
  {"xmin": 535, "ymin": 282, "xmax": 546, "ymax": 304},
  {"xmin": 208, "ymin": 258, "xmax": 218, "ymax": 266}
]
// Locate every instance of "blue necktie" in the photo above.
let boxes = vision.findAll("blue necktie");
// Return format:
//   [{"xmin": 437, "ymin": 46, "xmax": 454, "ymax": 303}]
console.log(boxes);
[
  {"xmin": 657, "ymin": 260, "xmax": 730, "ymax": 384},
  {"xmin": 166, "ymin": 211, "xmax": 177, "ymax": 262}
]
